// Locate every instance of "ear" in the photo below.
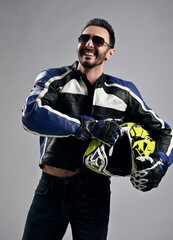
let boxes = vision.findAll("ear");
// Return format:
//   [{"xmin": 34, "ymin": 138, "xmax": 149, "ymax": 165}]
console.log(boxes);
[{"xmin": 105, "ymin": 48, "xmax": 115, "ymax": 61}]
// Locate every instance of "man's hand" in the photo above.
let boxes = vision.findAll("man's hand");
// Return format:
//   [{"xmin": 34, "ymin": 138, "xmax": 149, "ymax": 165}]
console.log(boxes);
[
  {"xmin": 76, "ymin": 115, "xmax": 123, "ymax": 146},
  {"xmin": 130, "ymin": 152, "xmax": 169, "ymax": 191}
]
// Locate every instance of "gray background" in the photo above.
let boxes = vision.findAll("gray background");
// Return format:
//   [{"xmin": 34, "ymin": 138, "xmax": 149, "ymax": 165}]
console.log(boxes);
[{"xmin": 1, "ymin": 0, "xmax": 173, "ymax": 239}]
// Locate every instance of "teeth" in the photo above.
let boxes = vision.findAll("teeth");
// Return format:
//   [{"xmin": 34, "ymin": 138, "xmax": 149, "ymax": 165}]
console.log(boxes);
[{"xmin": 84, "ymin": 52, "xmax": 94, "ymax": 56}]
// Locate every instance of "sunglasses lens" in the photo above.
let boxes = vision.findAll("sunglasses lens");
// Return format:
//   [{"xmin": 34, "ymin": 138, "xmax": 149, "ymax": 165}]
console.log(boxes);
[
  {"xmin": 78, "ymin": 34, "xmax": 90, "ymax": 44},
  {"xmin": 78, "ymin": 34, "xmax": 105, "ymax": 47},
  {"xmin": 93, "ymin": 36, "xmax": 104, "ymax": 47}
]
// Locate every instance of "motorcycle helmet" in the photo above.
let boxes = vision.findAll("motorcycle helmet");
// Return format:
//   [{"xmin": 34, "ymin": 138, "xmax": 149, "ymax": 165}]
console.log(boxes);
[{"xmin": 83, "ymin": 122, "xmax": 156, "ymax": 177}]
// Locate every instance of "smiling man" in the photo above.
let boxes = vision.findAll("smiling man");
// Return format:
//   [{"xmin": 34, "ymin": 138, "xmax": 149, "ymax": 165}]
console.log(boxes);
[
  {"xmin": 21, "ymin": 18, "xmax": 173, "ymax": 240},
  {"xmin": 78, "ymin": 26, "xmax": 114, "ymax": 69}
]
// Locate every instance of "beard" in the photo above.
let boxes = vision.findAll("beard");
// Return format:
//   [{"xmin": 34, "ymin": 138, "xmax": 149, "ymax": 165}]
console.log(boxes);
[{"xmin": 78, "ymin": 48, "xmax": 109, "ymax": 69}]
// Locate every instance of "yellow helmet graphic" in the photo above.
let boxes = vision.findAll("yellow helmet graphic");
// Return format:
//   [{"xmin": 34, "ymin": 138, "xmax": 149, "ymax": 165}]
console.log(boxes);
[{"xmin": 83, "ymin": 122, "xmax": 156, "ymax": 177}]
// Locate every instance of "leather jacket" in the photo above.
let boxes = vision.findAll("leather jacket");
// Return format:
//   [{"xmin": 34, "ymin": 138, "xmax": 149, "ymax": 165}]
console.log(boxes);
[{"xmin": 22, "ymin": 61, "xmax": 173, "ymax": 170}]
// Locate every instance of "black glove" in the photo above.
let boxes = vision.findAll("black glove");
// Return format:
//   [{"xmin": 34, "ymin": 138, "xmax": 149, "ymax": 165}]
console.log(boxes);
[
  {"xmin": 130, "ymin": 152, "xmax": 169, "ymax": 192},
  {"xmin": 76, "ymin": 115, "xmax": 123, "ymax": 146}
]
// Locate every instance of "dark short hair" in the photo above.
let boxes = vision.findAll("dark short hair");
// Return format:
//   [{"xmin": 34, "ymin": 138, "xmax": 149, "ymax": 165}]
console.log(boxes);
[{"xmin": 82, "ymin": 18, "xmax": 115, "ymax": 48}]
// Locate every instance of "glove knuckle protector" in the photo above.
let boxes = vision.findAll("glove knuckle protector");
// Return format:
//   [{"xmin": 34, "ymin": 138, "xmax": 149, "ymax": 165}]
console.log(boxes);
[
  {"xmin": 96, "ymin": 120, "xmax": 121, "ymax": 145},
  {"xmin": 131, "ymin": 152, "xmax": 169, "ymax": 192},
  {"xmin": 76, "ymin": 115, "xmax": 97, "ymax": 140}
]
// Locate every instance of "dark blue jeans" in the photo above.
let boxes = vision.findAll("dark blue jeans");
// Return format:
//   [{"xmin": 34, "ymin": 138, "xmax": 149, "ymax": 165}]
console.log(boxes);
[{"xmin": 22, "ymin": 169, "xmax": 111, "ymax": 240}]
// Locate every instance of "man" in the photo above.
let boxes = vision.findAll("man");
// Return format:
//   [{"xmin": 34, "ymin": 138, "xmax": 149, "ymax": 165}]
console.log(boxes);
[{"xmin": 21, "ymin": 18, "xmax": 173, "ymax": 240}]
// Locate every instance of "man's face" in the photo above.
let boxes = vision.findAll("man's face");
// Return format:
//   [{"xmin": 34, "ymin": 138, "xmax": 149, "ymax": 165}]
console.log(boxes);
[{"xmin": 77, "ymin": 26, "xmax": 112, "ymax": 69}]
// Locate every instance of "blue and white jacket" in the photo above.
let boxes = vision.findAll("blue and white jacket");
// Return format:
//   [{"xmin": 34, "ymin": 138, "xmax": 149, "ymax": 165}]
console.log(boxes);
[{"xmin": 22, "ymin": 61, "xmax": 173, "ymax": 171}]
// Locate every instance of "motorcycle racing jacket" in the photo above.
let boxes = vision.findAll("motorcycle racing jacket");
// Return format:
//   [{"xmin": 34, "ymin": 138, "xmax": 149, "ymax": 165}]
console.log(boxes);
[{"xmin": 22, "ymin": 61, "xmax": 173, "ymax": 171}]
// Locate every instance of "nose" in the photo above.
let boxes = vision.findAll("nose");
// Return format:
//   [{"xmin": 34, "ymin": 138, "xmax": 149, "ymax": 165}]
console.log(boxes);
[{"xmin": 85, "ymin": 38, "xmax": 94, "ymax": 48}]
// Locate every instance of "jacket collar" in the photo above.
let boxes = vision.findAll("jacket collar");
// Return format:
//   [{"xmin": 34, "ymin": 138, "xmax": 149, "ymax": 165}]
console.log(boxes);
[{"xmin": 71, "ymin": 61, "xmax": 106, "ymax": 85}]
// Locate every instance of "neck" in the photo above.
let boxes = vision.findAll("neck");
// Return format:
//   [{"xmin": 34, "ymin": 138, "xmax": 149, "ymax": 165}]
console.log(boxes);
[{"xmin": 77, "ymin": 63, "xmax": 104, "ymax": 85}]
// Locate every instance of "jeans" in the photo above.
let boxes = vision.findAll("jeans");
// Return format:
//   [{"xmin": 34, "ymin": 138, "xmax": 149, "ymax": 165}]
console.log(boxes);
[{"xmin": 22, "ymin": 169, "xmax": 111, "ymax": 240}]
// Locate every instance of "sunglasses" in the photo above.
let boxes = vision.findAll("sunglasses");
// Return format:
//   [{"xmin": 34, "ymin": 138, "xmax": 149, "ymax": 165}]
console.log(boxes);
[{"xmin": 78, "ymin": 34, "xmax": 111, "ymax": 48}]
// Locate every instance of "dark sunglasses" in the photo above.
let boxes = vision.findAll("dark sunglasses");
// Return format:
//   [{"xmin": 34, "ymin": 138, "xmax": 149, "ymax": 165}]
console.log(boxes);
[{"xmin": 78, "ymin": 34, "xmax": 111, "ymax": 48}]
